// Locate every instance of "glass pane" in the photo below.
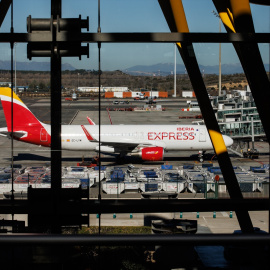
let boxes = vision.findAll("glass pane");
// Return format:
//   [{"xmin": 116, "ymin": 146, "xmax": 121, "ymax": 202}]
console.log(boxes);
[{"xmin": 0, "ymin": 1, "xmax": 269, "ymax": 267}]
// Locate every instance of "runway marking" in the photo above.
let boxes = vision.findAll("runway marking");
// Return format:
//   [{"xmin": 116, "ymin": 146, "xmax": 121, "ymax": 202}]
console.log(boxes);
[{"xmin": 221, "ymin": 212, "xmax": 229, "ymax": 217}]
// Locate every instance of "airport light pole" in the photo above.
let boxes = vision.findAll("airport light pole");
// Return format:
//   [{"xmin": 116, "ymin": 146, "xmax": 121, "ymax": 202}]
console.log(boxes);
[
  {"xmin": 212, "ymin": 11, "xmax": 222, "ymax": 97},
  {"xmin": 251, "ymin": 115, "xmax": 255, "ymax": 150},
  {"xmin": 218, "ymin": 18, "xmax": 221, "ymax": 96},
  {"xmin": 14, "ymin": 42, "xmax": 16, "ymax": 94},
  {"xmin": 173, "ymin": 43, "xmax": 177, "ymax": 97}
]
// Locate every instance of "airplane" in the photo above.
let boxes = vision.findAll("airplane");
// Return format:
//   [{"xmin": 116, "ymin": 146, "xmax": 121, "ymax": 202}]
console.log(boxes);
[{"xmin": 0, "ymin": 88, "xmax": 233, "ymax": 162}]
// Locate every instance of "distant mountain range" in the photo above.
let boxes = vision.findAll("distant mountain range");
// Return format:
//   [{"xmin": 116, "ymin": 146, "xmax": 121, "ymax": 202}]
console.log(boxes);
[
  {"xmin": 123, "ymin": 63, "xmax": 270, "ymax": 76},
  {"xmin": 0, "ymin": 60, "xmax": 269, "ymax": 75},
  {"xmin": 0, "ymin": 60, "xmax": 76, "ymax": 71}
]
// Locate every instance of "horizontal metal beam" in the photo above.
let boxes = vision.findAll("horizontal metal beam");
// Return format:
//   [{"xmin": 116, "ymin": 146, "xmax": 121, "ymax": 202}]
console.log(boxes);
[
  {"xmin": 0, "ymin": 233, "xmax": 269, "ymax": 246},
  {"xmin": 0, "ymin": 32, "xmax": 269, "ymax": 43},
  {"xmin": 249, "ymin": 0, "xmax": 270, "ymax": 5},
  {"xmin": 0, "ymin": 198, "xmax": 268, "ymax": 214},
  {"xmin": 77, "ymin": 32, "xmax": 270, "ymax": 43}
]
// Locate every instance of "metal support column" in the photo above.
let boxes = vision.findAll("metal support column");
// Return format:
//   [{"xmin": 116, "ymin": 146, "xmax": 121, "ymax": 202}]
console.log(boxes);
[{"xmin": 50, "ymin": 0, "xmax": 62, "ymax": 234}]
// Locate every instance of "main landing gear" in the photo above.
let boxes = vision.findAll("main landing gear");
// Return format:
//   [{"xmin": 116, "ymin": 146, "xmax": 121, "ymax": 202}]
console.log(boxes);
[
  {"xmin": 116, "ymin": 153, "xmax": 126, "ymax": 164},
  {"xmin": 198, "ymin": 151, "xmax": 205, "ymax": 163}
]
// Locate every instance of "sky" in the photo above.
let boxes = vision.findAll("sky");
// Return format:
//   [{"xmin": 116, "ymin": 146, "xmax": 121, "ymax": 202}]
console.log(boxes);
[{"xmin": 0, "ymin": 0, "xmax": 269, "ymax": 71}]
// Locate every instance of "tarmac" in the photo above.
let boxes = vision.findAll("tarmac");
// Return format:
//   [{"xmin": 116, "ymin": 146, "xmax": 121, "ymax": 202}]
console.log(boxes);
[
  {"xmin": 0, "ymin": 98, "xmax": 269, "ymax": 231},
  {"xmin": 0, "ymin": 97, "xmax": 269, "ymax": 268}
]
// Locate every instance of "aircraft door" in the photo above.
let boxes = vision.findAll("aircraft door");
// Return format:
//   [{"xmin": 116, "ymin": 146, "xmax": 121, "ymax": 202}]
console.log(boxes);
[
  {"xmin": 40, "ymin": 128, "xmax": 48, "ymax": 142},
  {"xmin": 135, "ymin": 132, "xmax": 144, "ymax": 140},
  {"xmin": 199, "ymin": 128, "xmax": 206, "ymax": 142}
]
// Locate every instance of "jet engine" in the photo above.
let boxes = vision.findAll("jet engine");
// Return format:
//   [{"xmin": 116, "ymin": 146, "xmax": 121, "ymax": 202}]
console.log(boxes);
[{"xmin": 139, "ymin": 147, "xmax": 164, "ymax": 161}]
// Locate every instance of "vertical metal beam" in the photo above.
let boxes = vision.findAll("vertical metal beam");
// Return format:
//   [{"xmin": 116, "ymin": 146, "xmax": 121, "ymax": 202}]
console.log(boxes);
[
  {"xmin": 230, "ymin": 0, "xmax": 255, "ymax": 32},
  {"xmin": 212, "ymin": 0, "xmax": 270, "ymax": 143},
  {"xmin": 159, "ymin": 0, "xmax": 254, "ymax": 233},
  {"xmin": 51, "ymin": 0, "xmax": 62, "ymax": 234},
  {"xmin": 0, "ymin": 0, "xmax": 12, "ymax": 27},
  {"xmin": 218, "ymin": 18, "xmax": 222, "ymax": 97}
]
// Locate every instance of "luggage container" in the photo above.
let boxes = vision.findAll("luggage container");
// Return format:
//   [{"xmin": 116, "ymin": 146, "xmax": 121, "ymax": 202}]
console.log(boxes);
[
  {"xmin": 94, "ymin": 166, "xmax": 106, "ymax": 171},
  {"xmin": 262, "ymin": 164, "xmax": 269, "ymax": 170},
  {"xmin": 183, "ymin": 164, "xmax": 194, "ymax": 169},
  {"xmin": 62, "ymin": 179, "xmax": 80, "ymax": 188},
  {"xmin": 15, "ymin": 173, "xmax": 39, "ymax": 184},
  {"xmin": 0, "ymin": 173, "xmax": 11, "ymax": 183},
  {"xmin": 25, "ymin": 166, "xmax": 45, "ymax": 172},
  {"xmin": 208, "ymin": 167, "xmax": 220, "ymax": 173},
  {"xmin": 250, "ymin": 166, "xmax": 261, "ymax": 172},
  {"xmin": 102, "ymin": 182, "xmax": 125, "ymax": 194},
  {"xmin": 14, "ymin": 183, "xmax": 29, "ymax": 192},
  {"xmin": 186, "ymin": 182, "xmax": 196, "ymax": 193},
  {"xmin": 261, "ymin": 176, "xmax": 269, "ymax": 183},
  {"xmin": 186, "ymin": 179, "xmax": 216, "ymax": 194},
  {"xmin": 39, "ymin": 183, "xmax": 51, "ymax": 188},
  {"xmin": 145, "ymin": 183, "xmax": 158, "ymax": 192},
  {"xmin": 162, "ymin": 182, "xmax": 186, "ymax": 193},
  {"xmin": 80, "ymin": 178, "xmax": 89, "ymax": 188},
  {"xmin": 238, "ymin": 180, "xmax": 258, "ymax": 192},
  {"xmin": 211, "ymin": 169, "xmax": 222, "ymax": 175},
  {"xmin": 256, "ymin": 181, "xmax": 264, "ymax": 192},
  {"xmin": 65, "ymin": 166, "xmax": 88, "ymax": 174},
  {"xmin": 202, "ymin": 163, "xmax": 213, "ymax": 168},
  {"xmin": 139, "ymin": 181, "xmax": 160, "ymax": 192},
  {"xmin": 110, "ymin": 170, "xmax": 125, "ymax": 182},
  {"xmin": 0, "ymin": 183, "xmax": 11, "ymax": 193},
  {"xmin": 184, "ymin": 171, "xmax": 205, "ymax": 181},
  {"xmin": 89, "ymin": 171, "xmax": 105, "ymax": 182},
  {"xmin": 253, "ymin": 169, "xmax": 266, "ymax": 173},
  {"xmin": 40, "ymin": 174, "xmax": 51, "ymax": 183},
  {"xmin": 161, "ymin": 165, "xmax": 173, "ymax": 170},
  {"xmin": 164, "ymin": 172, "xmax": 184, "ymax": 181},
  {"xmin": 124, "ymin": 182, "xmax": 139, "ymax": 192}
]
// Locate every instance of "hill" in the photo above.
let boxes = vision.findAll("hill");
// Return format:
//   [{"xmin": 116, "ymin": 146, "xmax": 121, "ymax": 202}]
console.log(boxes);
[
  {"xmin": 124, "ymin": 63, "xmax": 269, "ymax": 76},
  {"xmin": 0, "ymin": 60, "xmax": 76, "ymax": 71},
  {"xmin": 0, "ymin": 69, "xmax": 251, "ymax": 97}
]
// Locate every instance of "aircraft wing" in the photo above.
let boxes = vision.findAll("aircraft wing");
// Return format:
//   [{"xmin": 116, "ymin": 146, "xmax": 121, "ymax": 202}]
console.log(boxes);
[
  {"xmin": 81, "ymin": 125, "xmax": 166, "ymax": 153},
  {"xmin": 100, "ymin": 140, "xmax": 153, "ymax": 152},
  {"xmin": 0, "ymin": 127, "xmax": 8, "ymax": 137},
  {"xmin": 99, "ymin": 137, "xmax": 167, "ymax": 153}
]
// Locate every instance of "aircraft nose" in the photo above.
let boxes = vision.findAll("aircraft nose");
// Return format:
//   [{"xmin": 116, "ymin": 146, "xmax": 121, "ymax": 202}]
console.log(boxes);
[{"xmin": 223, "ymin": 135, "xmax": 233, "ymax": 147}]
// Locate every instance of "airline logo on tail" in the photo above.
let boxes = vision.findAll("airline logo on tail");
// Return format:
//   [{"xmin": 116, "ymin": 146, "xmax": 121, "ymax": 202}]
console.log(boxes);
[{"xmin": 0, "ymin": 88, "xmax": 51, "ymax": 146}]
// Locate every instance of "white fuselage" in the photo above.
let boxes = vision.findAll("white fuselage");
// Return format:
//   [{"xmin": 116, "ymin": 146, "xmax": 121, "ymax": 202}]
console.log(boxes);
[{"xmin": 55, "ymin": 124, "xmax": 223, "ymax": 152}]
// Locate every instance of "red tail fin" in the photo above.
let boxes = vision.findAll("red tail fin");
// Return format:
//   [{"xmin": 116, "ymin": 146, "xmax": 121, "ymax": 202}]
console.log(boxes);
[{"xmin": 0, "ymin": 88, "xmax": 51, "ymax": 146}]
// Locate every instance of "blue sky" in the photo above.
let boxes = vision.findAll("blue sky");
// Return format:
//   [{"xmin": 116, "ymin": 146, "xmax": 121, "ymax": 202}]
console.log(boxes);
[{"xmin": 0, "ymin": 0, "xmax": 269, "ymax": 71}]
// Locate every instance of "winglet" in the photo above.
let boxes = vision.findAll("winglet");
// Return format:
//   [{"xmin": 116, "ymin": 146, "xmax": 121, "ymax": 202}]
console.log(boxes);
[
  {"xmin": 81, "ymin": 125, "xmax": 96, "ymax": 141},
  {"xmin": 87, "ymin": 116, "xmax": 95, "ymax": 125}
]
